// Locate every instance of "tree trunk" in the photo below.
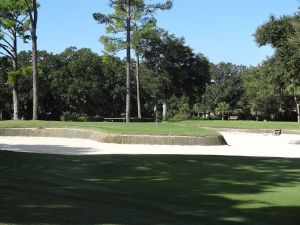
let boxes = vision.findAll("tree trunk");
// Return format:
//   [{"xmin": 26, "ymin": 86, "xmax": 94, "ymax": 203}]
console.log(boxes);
[
  {"xmin": 125, "ymin": 0, "xmax": 131, "ymax": 123},
  {"xmin": 12, "ymin": 30, "xmax": 19, "ymax": 120},
  {"xmin": 162, "ymin": 100, "xmax": 167, "ymax": 121},
  {"xmin": 295, "ymin": 96, "xmax": 300, "ymax": 122},
  {"xmin": 135, "ymin": 50, "xmax": 142, "ymax": 119},
  {"xmin": 31, "ymin": 0, "xmax": 39, "ymax": 120},
  {"xmin": 32, "ymin": 33, "xmax": 38, "ymax": 120},
  {"xmin": 12, "ymin": 80, "xmax": 18, "ymax": 120},
  {"xmin": 297, "ymin": 103, "xmax": 300, "ymax": 122}
]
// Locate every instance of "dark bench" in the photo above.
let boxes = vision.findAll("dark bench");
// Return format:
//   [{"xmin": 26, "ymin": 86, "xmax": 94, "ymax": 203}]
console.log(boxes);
[
  {"xmin": 104, "ymin": 118, "xmax": 126, "ymax": 122},
  {"xmin": 228, "ymin": 116, "xmax": 238, "ymax": 120}
]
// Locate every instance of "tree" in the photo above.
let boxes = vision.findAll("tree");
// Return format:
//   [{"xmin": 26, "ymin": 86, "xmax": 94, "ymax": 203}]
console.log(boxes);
[
  {"xmin": 243, "ymin": 65, "xmax": 282, "ymax": 120},
  {"xmin": 141, "ymin": 29, "xmax": 210, "ymax": 120},
  {"xmin": 131, "ymin": 2, "xmax": 172, "ymax": 119},
  {"xmin": 287, "ymin": 83, "xmax": 300, "ymax": 122},
  {"xmin": 1, "ymin": 0, "xmax": 40, "ymax": 120},
  {"xmin": 193, "ymin": 103, "xmax": 202, "ymax": 117},
  {"xmin": 131, "ymin": 19, "xmax": 155, "ymax": 119},
  {"xmin": 0, "ymin": 56, "xmax": 11, "ymax": 119},
  {"xmin": 93, "ymin": 0, "xmax": 172, "ymax": 122},
  {"xmin": 15, "ymin": 48, "xmax": 129, "ymax": 120},
  {"xmin": 216, "ymin": 102, "xmax": 230, "ymax": 120},
  {"xmin": 0, "ymin": 0, "xmax": 29, "ymax": 120},
  {"xmin": 287, "ymin": 14, "xmax": 300, "ymax": 121},
  {"xmin": 101, "ymin": 55, "xmax": 126, "ymax": 117},
  {"xmin": 50, "ymin": 48, "xmax": 107, "ymax": 117},
  {"xmin": 24, "ymin": 0, "xmax": 39, "ymax": 120},
  {"xmin": 255, "ymin": 12, "xmax": 300, "ymax": 121},
  {"xmin": 202, "ymin": 62, "xmax": 246, "ymax": 116}
]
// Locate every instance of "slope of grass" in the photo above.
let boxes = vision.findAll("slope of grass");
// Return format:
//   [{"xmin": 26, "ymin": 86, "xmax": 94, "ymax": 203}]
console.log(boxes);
[
  {"xmin": 0, "ymin": 120, "xmax": 218, "ymax": 136},
  {"xmin": 1, "ymin": 151, "xmax": 300, "ymax": 225}
]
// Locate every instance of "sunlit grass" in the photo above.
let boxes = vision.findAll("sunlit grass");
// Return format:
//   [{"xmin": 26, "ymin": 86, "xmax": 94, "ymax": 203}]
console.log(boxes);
[
  {"xmin": 179, "ymin": 120, "xmax": 300, "ymax": 130},
  {"xmin": 0, "ymin": 120, "xmax": 299, "ymax": 138},
  {"xmin": 0, "ymin": 120, "xmax": 218, "ymax": 136}
]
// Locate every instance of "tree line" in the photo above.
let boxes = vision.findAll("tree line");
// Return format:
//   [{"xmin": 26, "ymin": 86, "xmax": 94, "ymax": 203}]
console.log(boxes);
[
  {"xmin": 0, "ymin": 1, "xmax": 299, "ymax": 122},
  {"xmin": 0, "ymin": 33, "xmax": 210, "ymax": 121}
]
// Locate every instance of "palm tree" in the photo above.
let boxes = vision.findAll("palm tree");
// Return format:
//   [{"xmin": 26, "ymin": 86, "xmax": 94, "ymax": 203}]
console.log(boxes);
[
  {"xmin": 193, "ymin": 103, "xmax": 202, "ymax": 118},
  {"xmin": 216, "ymin": 102, "xmax": 230, "ymax": 120}
]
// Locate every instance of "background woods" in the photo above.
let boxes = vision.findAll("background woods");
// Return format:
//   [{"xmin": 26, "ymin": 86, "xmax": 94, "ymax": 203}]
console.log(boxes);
[{"xmin": 0, "ymin": 1, "xmax": 299, "ymax": 122}]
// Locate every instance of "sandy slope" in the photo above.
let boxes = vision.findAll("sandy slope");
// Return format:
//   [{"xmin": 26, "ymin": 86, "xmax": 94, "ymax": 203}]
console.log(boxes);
[{"xmin": 0, "ymin": 132, "xmax": 299, "ymax": 158}]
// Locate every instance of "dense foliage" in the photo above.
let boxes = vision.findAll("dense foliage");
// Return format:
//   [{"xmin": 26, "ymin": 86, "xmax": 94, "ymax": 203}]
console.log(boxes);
[
  {"xmin": 0, "ymin": 3, "xmax": 299, "ymax": 122},
  {"xmin": 0, "ymin": 39, "xmax": 210, "ymax": 120},
  {"xmin": 201, "ymin": 9, "xmax": 300, "ymax": 122}
]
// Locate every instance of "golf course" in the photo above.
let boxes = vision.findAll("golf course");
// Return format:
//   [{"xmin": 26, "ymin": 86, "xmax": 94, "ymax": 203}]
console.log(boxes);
[
  {"xmin": 0, "ymin": 120, "xmax": 299, "ymax": 225},
  {"xmin": 1, "ymin": 0, "xmax": 300, "ymax": 224},
  {"xmin": 0, "ymin": 120, "xmax": 299, "ymax": 135}
]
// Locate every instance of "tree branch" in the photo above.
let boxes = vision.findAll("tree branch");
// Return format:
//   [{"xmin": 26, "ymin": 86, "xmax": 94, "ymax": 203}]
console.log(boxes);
[
  {"xmin": 3, "ymin": 31, "xmax": 14, "ymax": 42},
  {"xmin": 0, "ymin": 43, "xmax": 13, "ymax": 57},
  {"xmin": 1, "ymin": 37, "xmax": 14, "ymax": 50},
  {"xmin": 0, "ymin": 51, "xmax": 10, "ymax": 58}
]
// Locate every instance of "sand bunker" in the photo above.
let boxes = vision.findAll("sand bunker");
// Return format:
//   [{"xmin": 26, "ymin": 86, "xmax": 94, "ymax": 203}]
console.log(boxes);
[{"xmin": 0, "ymin": 132, "xmax": 299, "ymax": 158}]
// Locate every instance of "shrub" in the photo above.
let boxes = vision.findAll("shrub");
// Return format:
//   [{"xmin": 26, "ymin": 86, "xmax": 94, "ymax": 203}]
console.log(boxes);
[
  {"xmin": 168, "ymin": 96, "xmax": 191, "ymax": 120},
  {"xmin": 60, "ymin": 114, "xmax": 103, "ymax": 122}
]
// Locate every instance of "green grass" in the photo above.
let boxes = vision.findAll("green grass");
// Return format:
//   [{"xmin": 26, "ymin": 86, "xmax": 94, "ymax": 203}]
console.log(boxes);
[
  {"xmin": 0, "ymin": 120, "xmax": 218, "ymax": 136},
  {"xmin": 179, "ymin": 120, "xmax": 300, "ymax": 130},
  {"xmin": 0, "ymin": 120, "xmax": 299, "ymax": 138},
  {"xmin": 1, "ymin": 151, "xmax": 300, "ymax": 225}
]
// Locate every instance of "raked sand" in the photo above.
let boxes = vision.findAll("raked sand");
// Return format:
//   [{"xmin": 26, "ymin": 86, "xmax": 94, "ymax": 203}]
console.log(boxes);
[{"xmin": 0, "ymin": 132, "xmax": 299, "ymax": 158}]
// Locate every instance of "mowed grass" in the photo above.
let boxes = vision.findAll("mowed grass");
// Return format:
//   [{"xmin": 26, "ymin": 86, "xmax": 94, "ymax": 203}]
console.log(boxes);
[
  {"xmin": 0, "ymin": 120, "xmax": 219, "ymax": 136},
  {"xmin": 0, "ymin": 120, "xmax": 299, "ymax": 137},
  {"xmin": 179, "ymin": 120, "xmax": 300, "ymax": 130},
  {"xmin": 1, "ymin": 151, "xmax": 300, "ymax": 225}
]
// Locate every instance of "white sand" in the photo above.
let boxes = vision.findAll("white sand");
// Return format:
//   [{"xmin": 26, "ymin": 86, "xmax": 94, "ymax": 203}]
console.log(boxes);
[{"xmin": 0, "ymin": 132, "xmax": 299, "ymax": 158}]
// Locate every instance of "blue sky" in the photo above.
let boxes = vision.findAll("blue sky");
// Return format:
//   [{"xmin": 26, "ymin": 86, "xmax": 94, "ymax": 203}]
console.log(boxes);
[{"xmin": 19, "ymin": 0, "xmax": 299, "ymax": 66}]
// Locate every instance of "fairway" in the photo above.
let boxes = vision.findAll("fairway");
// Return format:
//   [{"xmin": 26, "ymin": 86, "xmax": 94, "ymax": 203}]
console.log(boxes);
[
  {"xmin": 0, "ymin": 152, "xmax": 300, "ymax": 225},
  {"xmin": 179, "ymin": 120, "xmax": 300, "ymax": 131},
  {"xmin": 0, "ymin": 120, "xmax": 218, "ymax": 137}
]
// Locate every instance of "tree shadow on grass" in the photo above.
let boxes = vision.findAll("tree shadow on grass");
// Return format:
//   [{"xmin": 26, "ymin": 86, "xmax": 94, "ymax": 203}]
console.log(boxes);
[{"xmin": 0, "ymin": 151, "xmax": 300, "ymax": 225}]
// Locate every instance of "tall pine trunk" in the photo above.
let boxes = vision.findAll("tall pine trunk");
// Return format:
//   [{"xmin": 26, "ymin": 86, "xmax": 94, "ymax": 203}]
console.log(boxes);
[
  {"xmin": 12, "ymin": 81, "xmax": 18, "ymax": 120},
  {"xmin": 125, "ymin": 0, "xmax": 131, "ymax": 123},
  {"xmin": 135, "ymin": 50, "xmax": 141, "ymax": 119},
  {"xmin": 295, "ymin": 96, "xmax": 300, "ymax": 122},
  {"xmin": 31, "ymin": 0, "xmax": 38, "ymax": 120},
  {"xmin": 12, "ymin": 29, "xmax": 18, "ymax": 120},
  {"xmin": 32, "ymin": 32, "xmax": 38, "ymax": 120}
]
